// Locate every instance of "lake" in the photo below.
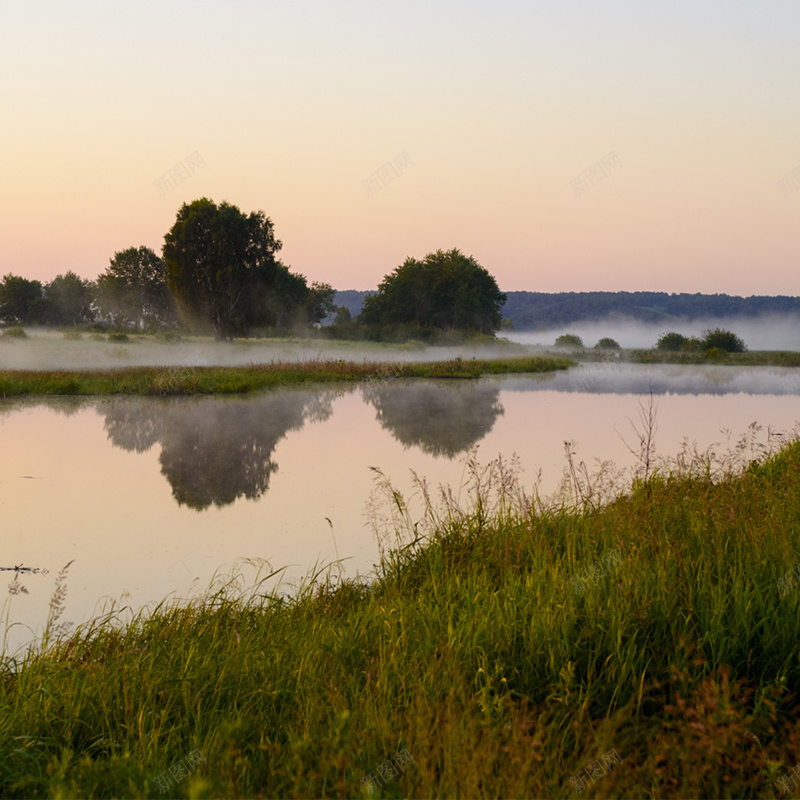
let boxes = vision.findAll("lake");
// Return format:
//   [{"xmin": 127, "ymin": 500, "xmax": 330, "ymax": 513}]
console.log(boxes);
[{"xmin": 2, "ymin": 362, "xmax": 799, "ymax": 656}]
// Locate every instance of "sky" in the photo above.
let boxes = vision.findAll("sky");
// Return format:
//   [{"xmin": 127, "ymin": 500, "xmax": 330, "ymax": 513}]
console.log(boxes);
[{"xmin": 1, "ymin": 0, "xmax": 798, "ymax": 295}]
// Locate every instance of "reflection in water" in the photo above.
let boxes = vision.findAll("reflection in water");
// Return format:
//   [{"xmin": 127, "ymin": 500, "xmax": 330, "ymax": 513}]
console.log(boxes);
[
  {"xmin": 103, "ymin": 401, "xmax": 163, "ymax": 453},
  {"xmin": 102, "ymin": 391, "xmax": 336, "ymax": 510},
  {"xmin": 498, "ymin": 363, "xmax": 800, "ymax": 396},
  {"xmin": 363, "ymin": 380, "xmax": 504, "ymax": 458}
]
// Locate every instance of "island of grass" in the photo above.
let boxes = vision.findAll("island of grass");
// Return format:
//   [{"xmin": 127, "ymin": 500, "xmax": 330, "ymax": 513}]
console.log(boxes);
[
  {"xmin": 0, "ymin": 355, "xmax": 572, "ymax": 397},
  {"xmin": 2, "ymin": 432, "xmax": 800, "ymax": 798}
]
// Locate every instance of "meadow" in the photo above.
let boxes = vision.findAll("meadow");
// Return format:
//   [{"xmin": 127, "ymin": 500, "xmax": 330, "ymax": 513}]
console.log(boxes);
[
  {"xmin": 0, "ymin": 355, "xmax": 570, "ymax": 397},
  {"xmin": 2, "ymin": 416, "xmax": 800, "ymax": 798}
]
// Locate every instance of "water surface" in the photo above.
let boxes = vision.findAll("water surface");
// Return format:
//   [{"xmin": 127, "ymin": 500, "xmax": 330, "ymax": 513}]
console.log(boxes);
[{"xmin": 2, "ymin": 364, "xmax": 799, "ymax": 655}]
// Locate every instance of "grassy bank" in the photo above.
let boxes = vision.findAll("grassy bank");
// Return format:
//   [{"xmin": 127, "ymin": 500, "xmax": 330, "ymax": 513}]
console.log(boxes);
[
  {"xmin": 2, "ymin": 434, "xmax": 800, "ymax": 798},
  {"xmin": 0, "ymin": 356, "xmax": 570, "ymax": 397},
  {"xmin": 626, "ymin": 349, "xmax": 800, "ymax": 367}
]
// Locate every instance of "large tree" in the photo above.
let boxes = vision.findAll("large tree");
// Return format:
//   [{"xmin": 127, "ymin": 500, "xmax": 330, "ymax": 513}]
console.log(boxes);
[
  {"xmin": 360, "ymin": 249, "xmax": 506, "ymax": 338},
  {"xmin": 162, "ymin": 198, "xmax": 310, "ymax": 340},
  {"xmin": 96, "ymin": 246, "xmax": 177, "ymax": 329}
]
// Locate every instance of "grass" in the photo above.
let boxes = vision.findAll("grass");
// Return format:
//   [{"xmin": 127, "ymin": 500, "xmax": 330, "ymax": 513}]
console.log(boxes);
[
  {"xmin": 627, "ymin": 349, "xmax": 800, "ymax": 367},
  {"xmin": 2, "ymin": 417, "xmax": 800, "ymax": 797},
  {"xmin": 0, "ymin": 356, "xmax": 571, "ymax": 397}
]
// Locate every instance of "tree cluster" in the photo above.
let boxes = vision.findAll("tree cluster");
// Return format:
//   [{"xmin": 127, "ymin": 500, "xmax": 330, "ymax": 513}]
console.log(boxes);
[
  {"xmin": 0, "ymin": 271, "xmax": 94, "ymax": 327},
  {"xmin": 502, "ymin": 291, "xmax": 800, "ymax": 330},
  {"xmin": 2, "ymin": 199, "xmax": 505, "ymax": 341},
  {"xmin": 655, "ymin": 328, "xmax": 747, "ymax": 353}
]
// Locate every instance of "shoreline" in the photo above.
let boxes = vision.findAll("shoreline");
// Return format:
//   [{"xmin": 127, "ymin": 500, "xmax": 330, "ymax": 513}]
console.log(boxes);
[{"xmin": 0, "ymin": 356, "xmax": 572, "ymax": 397}]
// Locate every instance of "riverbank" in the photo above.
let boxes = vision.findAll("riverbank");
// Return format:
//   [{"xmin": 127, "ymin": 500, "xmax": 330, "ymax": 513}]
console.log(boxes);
[
  {"xmin": 2, "ymin": 434, "xmax": 800, "ymax": 797},
  {"xmin": 0, "ymin": 356, "xmax": 570, "ymax": 397}
]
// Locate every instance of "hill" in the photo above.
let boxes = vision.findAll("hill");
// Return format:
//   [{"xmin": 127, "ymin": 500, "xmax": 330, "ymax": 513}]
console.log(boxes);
[{"xmin": 330, "ymin": 291, "xmax": 800, "ymax": 331}]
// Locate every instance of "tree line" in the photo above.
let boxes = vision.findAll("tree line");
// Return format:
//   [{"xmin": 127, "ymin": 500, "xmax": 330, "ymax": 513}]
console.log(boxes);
[
  {"xmin": 502, "ymin": 291, "xmax": 800, "ymax": 329},
  {"xmin": 1, "ymin": 198, "xmax": 506, "ymax": 341}
]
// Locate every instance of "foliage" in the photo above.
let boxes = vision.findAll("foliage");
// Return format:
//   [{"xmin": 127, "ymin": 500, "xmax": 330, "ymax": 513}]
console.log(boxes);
[
  {"xmin": 333, "ymin": 305, "xmax": 351, "ymax": 324},
  {"xmin": 43, "ymin": 272, "xmax": 95, "ymax": 327},
  {"xmin": 656, "ymin": 329, "xmax": 746, "ymax": 354},
  {"xmin": 0, "ymin": 326, "xmax": 28, "ymax": 340},
  {"xmin": 701, "ymin": 327, "xmax": 746, "ymax": 352},
  {"xmin": 656, "ymin": 332, "xmax": 686, "ymax": 351},
  {"xmin": 594, "ymin": 336, "xmax": 620, "ymax": 349},
  {"xmin": 305, "ymin": 282, "xmax": 336, "ymax": 326},
  {"xmin": 502, "ymin": 290, "xmax": 800, "ymax": 330},
  {"xmin": 95, "ymin": 246, "xmax": 178, "ymax": 329},
  {"xmin": 162, "ymin": 198, "xmax": 309, "ymax": 340},
  {"xmin": 3, "ymin": 435, "xmax": 800, "ymax": 798},
  {"xmin": 359, "ymin": 249, "xmax": 506, "ymax": 339},
  {"xmin": 0, "ymin": 274, "xmax": 45, "ymax": 325},
  {"xmin": 554, "ymin": 333, "xmax": 584, "ymax": 348}
]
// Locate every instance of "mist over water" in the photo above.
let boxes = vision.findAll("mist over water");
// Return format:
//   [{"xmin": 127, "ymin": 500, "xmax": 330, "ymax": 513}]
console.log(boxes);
[
  {"xmin": 507, "ymin": 315, "xmax": 800, "ymax": 351},
  {"xmin": 501, "ymin": 363, "xmax": 800, "ymax": 396},
  {"xmin": 0, "ymin": 331, "xmax": 529, "ymax": 371}
]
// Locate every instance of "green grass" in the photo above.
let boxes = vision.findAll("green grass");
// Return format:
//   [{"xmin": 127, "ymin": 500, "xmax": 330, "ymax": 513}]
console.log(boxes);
[
  {"xmin": 2, "ymin": 430, "xmax": 800, "ymax": 797},
  {"xmin": 626, "ymin": 349, "xmax": 800, "ymax": 367},
  {"xmin": 0, "ymin": 356, "xmax": 571, "ymax": 397}
]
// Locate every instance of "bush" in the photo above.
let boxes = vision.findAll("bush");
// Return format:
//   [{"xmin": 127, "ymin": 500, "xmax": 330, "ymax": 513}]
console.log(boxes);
[
  {"xmin": 554, "ymin": 333, "xmax": 584, "ymax": 348},
  {"xmin": 108, "ymin": 332, "xmax": 130, "ymax": 343},
  {"xmin": 701, "ymin": 327, "xmax": 746, "ymax": 352},
  {"xmin": 656, "ymin": 332, "xmax": 686, "ymax": 351},
  {"xmin": 594, "ymin": 337, "xmax": 621, "ymax": 350},
  {"xmin": 683, "ymin": 336, "xmax": 703, "ymax": 352},
  {"xmin": 704, "ymin": 347, "xmax": 727, "ymax": 361},
  {"xmin": 154, "ymin": 331, "xmax": 184, "ymax": 343},
  {"xmin": 1, "ymin": 326, "xmax": 28, "ymax": 339},
  {"xmin": 62, "ymin": 330, "xmax": 82, "ymax": 340}
]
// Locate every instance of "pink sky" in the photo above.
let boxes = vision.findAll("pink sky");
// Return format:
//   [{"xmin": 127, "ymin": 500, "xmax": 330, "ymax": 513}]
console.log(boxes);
[{"xmin": 1, "ymin": 1, "xmax": 798, "ymax": 294}]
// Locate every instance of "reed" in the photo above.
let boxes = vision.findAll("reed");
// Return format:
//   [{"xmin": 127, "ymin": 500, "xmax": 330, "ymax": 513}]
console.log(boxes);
[{"xmin": 1, "ymin": 422, "xmax": 800, "ymax": 797}]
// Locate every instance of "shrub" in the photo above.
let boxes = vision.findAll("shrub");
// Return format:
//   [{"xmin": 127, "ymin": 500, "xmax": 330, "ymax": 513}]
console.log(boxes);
[
  {"xmin": 1, "ymin": 326, "xmax": 28, "ymax": 339},
  {"xmin": 154, "ymin": 331, "xmax": 183, "ymax": 343},
  {"xmin": 594, "ymin": 337, "xmax": 621, "ymax": 350},
  {"xmin": 701, "ymin": 327, "xmax": 746, "ymax": 352},
  {"xmin": 703, "ymin": 346, "xmax": 727, "ymax": 361},
  {"xmin": 108, "ymin": 332, "xmax": 130, "ymax": 343},
  {"xmin": 656, "ymin": 332, "xmax": 686, "ymax": 351},
  {"xmin": 682, "ymin": 336, "xmax": 703, "ymax": 352},
  {"xmin": 554, "ymin": 333, "xmax": 584, "ymax": 348}
]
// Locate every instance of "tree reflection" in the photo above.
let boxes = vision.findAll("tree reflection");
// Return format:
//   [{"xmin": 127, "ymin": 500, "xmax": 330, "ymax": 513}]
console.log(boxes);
[
  {"xmin": 102, "ymin": 399, "xmax": 164, "ymax": 453},
  {"xmin": 102, "ymin": 391, "xmax": 336, "ymax": 509},
  {"xmin": 363, "ymin": 380, "xmax": 503, "ymax": 458}
]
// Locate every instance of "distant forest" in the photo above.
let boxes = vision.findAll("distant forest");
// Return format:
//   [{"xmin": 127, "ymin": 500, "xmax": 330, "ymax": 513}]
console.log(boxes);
[{"xmin": 331, "ymin": 291, "xmax": 800, "ymax": 331}]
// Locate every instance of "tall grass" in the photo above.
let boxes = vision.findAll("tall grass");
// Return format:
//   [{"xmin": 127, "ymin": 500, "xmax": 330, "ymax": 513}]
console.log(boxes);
[
  {"xmin": 0, "ymin": 356, "xmax": 570, "ymax": 397},
  {"xmin": 628, "ymin": 349, "xmax": 800, "ymax": 367},
  {"xmin": 2, "ymin": 418, "xmax": 800, "ymax": 797}
]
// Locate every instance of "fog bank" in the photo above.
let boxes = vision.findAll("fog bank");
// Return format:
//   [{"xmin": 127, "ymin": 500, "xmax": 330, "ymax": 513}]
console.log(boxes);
[
  {"xmin": 507, "ymin": 315, "xmax": 800, "ymax": 351},
  {"xmin": 0, "ymin": 332, "xmax": 529, "ymax": 372}
]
